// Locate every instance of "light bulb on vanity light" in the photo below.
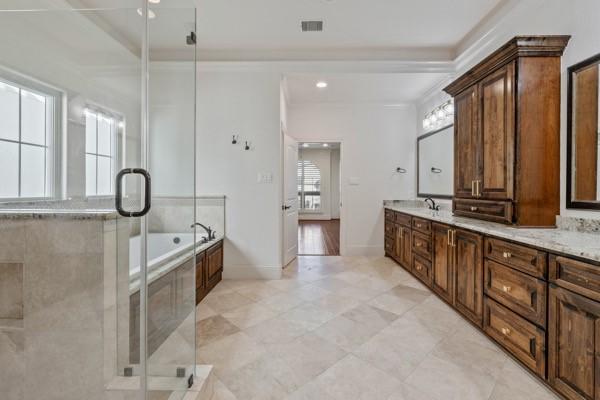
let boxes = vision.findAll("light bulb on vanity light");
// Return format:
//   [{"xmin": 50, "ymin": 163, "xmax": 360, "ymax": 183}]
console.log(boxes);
[
  {"xmin": 443, "ymin": 101, "xmax": 454, "ymax": 116},
  {"xmin": 435, "ymin": 107, "xmax": 446, "ymax": 120},
  {"xmin": 302, "ymin": 143, "xmax": 309, "ymax": 148},
  {"xmin": 423, "ymin": 117, "xmax": 431, "ymax": 130},
  {"xmin": 316, "ymin": 81, "xmax": 328, "ymax": 89},
  {"xmin": 137, "ymin": 8, "xmax": 156, "ymax": 18},
  {"xmin": 322, "ymin": 143, "xmax": 329, "ymax": 148}
]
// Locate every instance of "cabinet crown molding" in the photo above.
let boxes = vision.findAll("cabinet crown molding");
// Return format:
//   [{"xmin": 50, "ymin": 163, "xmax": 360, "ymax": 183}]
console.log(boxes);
[{"xmin": 444, "ymin": 35, "xmax": 571, "ymax": 96}]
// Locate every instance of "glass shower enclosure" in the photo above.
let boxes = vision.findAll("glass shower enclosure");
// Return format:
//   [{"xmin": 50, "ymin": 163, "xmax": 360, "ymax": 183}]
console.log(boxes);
[{"xmin": 0, "ymin": 1, "xmax": 199, "ymax": 399}]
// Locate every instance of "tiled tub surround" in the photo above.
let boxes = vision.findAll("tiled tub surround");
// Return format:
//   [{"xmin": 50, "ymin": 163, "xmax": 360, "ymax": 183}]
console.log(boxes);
[
  {"xmin": 385, "ymin": 200, "xmax": 600, "ymax": 262},
  {"xmin": 0, "ymin": 207, "xmax": 225, "ymax": 400},
  {"xmin": 383, "ymin": 200, "xmax": 600, "ymax": 400}
]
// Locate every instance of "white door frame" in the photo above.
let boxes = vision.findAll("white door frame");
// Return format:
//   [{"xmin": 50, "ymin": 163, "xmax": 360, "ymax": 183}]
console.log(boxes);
[{"xmin": 281, "ymin": 137, "xmax": 346, "ymax": 259}]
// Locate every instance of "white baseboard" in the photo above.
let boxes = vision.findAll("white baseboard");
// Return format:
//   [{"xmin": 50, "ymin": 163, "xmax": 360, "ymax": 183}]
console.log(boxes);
[
  {"xmin": 344, "ymin": 245, "xmax": 384, "ymax": 257},
  {"xmin": 298, "ymin": 214, "xmax": 332, "ymax": 221},
  {"xmin": 222, "ymin": 265, "xmax": 282, "ymax": 280}
]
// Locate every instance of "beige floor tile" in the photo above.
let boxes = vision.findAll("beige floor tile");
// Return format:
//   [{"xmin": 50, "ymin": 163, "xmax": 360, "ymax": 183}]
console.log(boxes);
[
  {"xmin": 264, "ymin": 333, "xmax": 347, "ymax": 390},
  {"xmin": 334, "ymin": 284, "xmax": 381, "ymax": 302},
  {"xmin": 197, "ymin": 315, "xmax": 241, "ymax": 347},
  {"xmin": 222, "ymin": 303, "xmax": 278, "ymax": 329},
  {"xmin": 234, "ymin": 282, "xmax": 282, "ymax": 302},
  {"xmin": 341, "ymin": 303, "xmax": 399, "ymax": 330},
  {"xmin": 334, "ymin": 270, "xmax": 370, "ymax": 285},
  {"xmin": 279, "ymin": 303, "xmax": 336, "ymax": 330},
  {"xmin": 384, "ymin": 316, "xmax": 446, "ymax": 354},
  {"xmin": 494, "ymin": 359, "xmax": 559, "ymax": 399},
  {"xmin": 405, "ymin": 355, "xmax": 496, "ymax": 400},
  {"xmin": 203, "ymin": 291, "xmax": 255, "ymax": 314},
  {"xmin": 287, "ymin": 284, "xmax": 332, "ymax": 301},
  {"xmin": 196, "ymin": 302, "xmax": 218, "ymax": 322},
  {"xmin": 353, "ymin": 276, "xmax": 399, "ymax": 292},
  {"xmin": 310, "ymin": 293, "xmax": 361, "ymax": 315},
  {"xmin": 258, "ymin": 291, "xmax": 307, "ymax": 313},
  {"xmin": 353, "ymin": 329, "xmax": 429, "ymax": 381},
  {"xmin": 196, "ymin": 331, "xmax": 265, "ymax": 377},
  {"xmin": 387, "ymin": 284, "xmax": 431, "ymax": 303},
  {"xmin": 386, "ymin": 382, "xmax": 442, "ymax": 400},
  {"xmin": 313, "ymin": 315, "xmax": 383, "ymax": 352},
  {"xmin": 311, "ymin": 354, "xmax": 402, "ymax": 400},
  {"xmin": 221, "ymin": 355, "xmax": 294, "ymax": 400},
  {"xmin": 401, "ymin": 302, "xmax": 462, "ymax": 334},
  {"xmin": 244, "ymin": 315, "xmax": 309, "ymax": 345},
  {"xmin": 207, "ymin": 378, "xmax": 239, "ymax": 400},
  {"xmin": 285, "ymin": 381, "xmax": 337, "ymax": 400},
  {"xmin": 368, "ymin": 293, "xmax": 418, "ymax": 316},
  {"xmin": 264, "ymin": 278, "xmax": 308, "ymax": 292},
  {"xmin": 310, "ymin": 277, "xmax": 351, "ymax": 291},
  {"xmin": 431, "ymin": 335, "xmax": 508, "ymax": 379},
  {"xmin": 488, "ymin": 381, "xmax": 559, "ymax": 400}
]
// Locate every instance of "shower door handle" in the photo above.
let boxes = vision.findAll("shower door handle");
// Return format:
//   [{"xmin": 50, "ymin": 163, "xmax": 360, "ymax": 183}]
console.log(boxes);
[{"xmin": 115, "ymin": 168, "xmax": 152, "ymax": 217}]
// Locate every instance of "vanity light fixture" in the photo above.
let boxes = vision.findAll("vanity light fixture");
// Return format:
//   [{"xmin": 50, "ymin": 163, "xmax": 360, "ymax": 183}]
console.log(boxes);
[
  {"xmin": 422, "ymin": 99, "xmax": 454, "ymax": 133},
  {"xmin": 316, "ymin": 81, "xmax": 328, "ymax": 89}
]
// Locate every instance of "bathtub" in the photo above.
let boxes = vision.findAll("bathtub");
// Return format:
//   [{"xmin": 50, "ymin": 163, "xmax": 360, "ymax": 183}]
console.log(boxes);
[{"xmin": 128, "ymin": 233, "xmax": 198, "ymax": 286}]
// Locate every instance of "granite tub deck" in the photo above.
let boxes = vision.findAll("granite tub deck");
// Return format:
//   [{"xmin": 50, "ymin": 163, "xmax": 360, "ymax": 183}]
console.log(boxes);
[{"xmin": 383, "ymin": 201, "xmax": 600, "ymax": 263}]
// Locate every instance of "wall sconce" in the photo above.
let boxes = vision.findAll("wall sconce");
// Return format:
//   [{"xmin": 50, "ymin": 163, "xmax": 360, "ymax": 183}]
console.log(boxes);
[
  {"xmin": 396, "ymin": 167, "xmax": 407, "ymax": 173},
  {"xmin": 431, "ymin": 167, "xmax": 442, "ymax": 174}
]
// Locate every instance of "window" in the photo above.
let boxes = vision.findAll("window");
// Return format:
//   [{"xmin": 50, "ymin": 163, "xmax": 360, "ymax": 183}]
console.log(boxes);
[
  {"xmin": 85, "ymin": 109, "xmax": 118, "ymax": 196},
  {"xmin": 0, "ymin": 79, "xmax": 55, "ymax": 199},
  {"xmin": 298, "ymin": 160, "xmax": 321, "ymax": 210}
]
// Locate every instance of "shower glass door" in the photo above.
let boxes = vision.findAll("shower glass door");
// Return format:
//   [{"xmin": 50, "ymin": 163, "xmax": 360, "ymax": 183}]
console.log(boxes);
[{"xmin": 0, "ymin": 1, "xmax": 197, "ymax": 399}]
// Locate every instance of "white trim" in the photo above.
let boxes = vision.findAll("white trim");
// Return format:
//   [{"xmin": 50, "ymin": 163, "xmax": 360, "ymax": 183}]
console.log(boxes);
[{"xmin": 223, "ymin": 265, "xmax": 283, "ymax": 280}]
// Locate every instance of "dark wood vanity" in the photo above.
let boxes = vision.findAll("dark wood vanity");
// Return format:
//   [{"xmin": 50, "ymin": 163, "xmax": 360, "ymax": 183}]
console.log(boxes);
[
  {"xmin": 385, "ymin": 209, "xmax": 600, "ymax": 400},
  {"xmin": 444, "ymin": 35, "xmax": 570, "ymax": 227}
]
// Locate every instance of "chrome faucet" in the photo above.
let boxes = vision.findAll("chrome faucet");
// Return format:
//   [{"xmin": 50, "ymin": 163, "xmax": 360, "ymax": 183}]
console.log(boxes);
[
  {"xmin": 424, "ymin": 197, "xmax": 440, "ymax": 211},
  {"xmin": 190, "ymin": 222, "xmax": 216, "ymax": 241}
]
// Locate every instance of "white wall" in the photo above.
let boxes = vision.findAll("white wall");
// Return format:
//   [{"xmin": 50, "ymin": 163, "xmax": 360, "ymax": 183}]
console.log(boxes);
[
  {"xmin": 299, "ymin": 148, "xmax": 332, "ymax": 220},
  {"xmin": 196, "ymin": 69, "xmax": 283, "ymax": 278},
  {"xmin": 289, "ymin": 104, "xmax": 416, "ymax": 256},
  {"xmin": 331, "ymin": 148, "xmax": 341, "ymax": 219},
  {"xmin": 418, "ymin": 0, "xmax": 600, "ymax": 218}
]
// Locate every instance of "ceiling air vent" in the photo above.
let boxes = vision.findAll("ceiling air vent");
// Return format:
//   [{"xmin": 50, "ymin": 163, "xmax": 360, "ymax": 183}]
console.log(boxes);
[{"xmin": 301, "ymin": 20, "xmax": 323, "ymax": 32}]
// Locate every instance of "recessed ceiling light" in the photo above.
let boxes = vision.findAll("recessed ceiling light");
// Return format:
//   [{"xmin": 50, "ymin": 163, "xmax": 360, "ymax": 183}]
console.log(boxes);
[
  {"xmin": 137, "ymin": 8, "xmax": 156, "ymax": 19},
  {"xmin": 302, "ymin": 143, "xmax": 309, "ymax": 148},
  {"xmin": 322, "ymin": 143, "xmax": 329, "ymax": 147},
  {"xmin": 316, "ymin": 81, "xmax": 328, "ymax": 89}
]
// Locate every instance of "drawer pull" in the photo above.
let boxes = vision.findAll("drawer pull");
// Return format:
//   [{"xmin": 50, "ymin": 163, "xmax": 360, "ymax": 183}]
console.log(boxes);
[
  {"xmin": 501, "ymin": 327, "xmax": 511, "ymax": 336},
  {"xmin": 416, "ymin": 224, "xmax": 422, "ymax": 228},
  {"xmin": 503, "ymin": 252, "xmax": 512, "ymax": 259},
  {"xmin": 416, "ymin": 242, "xmax": 422, "ymax": 247},
  {"xmin": 416, "ymin": 265, "xmax": 423, "ymax": 271},
  {"xmin": 470, "ymin": 206, "xmax": 478, "ymax": 212},
  {"xmin": 502, "ymin": 285, "xmax": 512, "ymax": 293}
]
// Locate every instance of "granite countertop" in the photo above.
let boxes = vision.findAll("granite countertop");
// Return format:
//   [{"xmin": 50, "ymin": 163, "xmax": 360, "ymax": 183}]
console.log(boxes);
[
  {"xmin": 0, "ymin": 209, "xmax": 120, "ymax": 220},
  {"xmin": 384, "ymin": 201, "xmax": 600, "ymax": 263}
]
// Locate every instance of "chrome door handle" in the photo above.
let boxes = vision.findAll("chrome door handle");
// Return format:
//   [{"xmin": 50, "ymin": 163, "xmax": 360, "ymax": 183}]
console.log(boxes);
[{"xmin": 115, "ymin": 168, "xmax": 151, "ymax": 217}]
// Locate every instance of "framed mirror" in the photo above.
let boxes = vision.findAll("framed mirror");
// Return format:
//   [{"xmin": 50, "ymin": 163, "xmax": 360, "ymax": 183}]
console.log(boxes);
[
  {"xmin": 567, "ymin": 53, "xmax": 600, "ymax": 210},
  {"xmin": 417, "ymin": 124, "xmax": 454, "ymax": 199}
]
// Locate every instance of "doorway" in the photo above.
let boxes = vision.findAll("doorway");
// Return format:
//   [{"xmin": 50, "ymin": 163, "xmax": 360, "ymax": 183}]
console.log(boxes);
[{"xmin": 297, "ymin": 142, "xmax": 341, "ymax": 256}]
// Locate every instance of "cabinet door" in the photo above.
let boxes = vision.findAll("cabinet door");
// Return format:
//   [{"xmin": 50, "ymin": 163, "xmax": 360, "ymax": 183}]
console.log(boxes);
[
  {"xmin": 432, "ymin": 223, "xmax": 453, "ymax": 303},
  {"xmin": 454, "ymin": 85, "xmax": 480, "ymax": 199},
  {"xmin": 549, "ymin": 286, "xmax": 600, "ymax": 400},
  {"xmin": 196, "ymin": 252, "xmax": 206, "ymax": 291},
  {"xmin": 454, "ymin": 228, "xmax": 484, "ymax": 326},
  {"xmin": 400, "ymin": 227, "xmax": 412, "ymax": 270},
  {"xmin": 479, "ymin": 62, "xmax": 515, "ymax": 200},
  {"xmin": 207, "ymin": 243, "xmax": 223, "ymax": 281}
]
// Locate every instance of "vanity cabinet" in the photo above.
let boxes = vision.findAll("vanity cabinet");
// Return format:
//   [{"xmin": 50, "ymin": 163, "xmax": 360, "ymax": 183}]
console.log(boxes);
[
  {"xmin": 445, "ymin": 36, "xmax": 570, "ymax": 226},
  {"xmin": 454, "ymin": 228, "xmax": 484, "ymax": 326},
  {"xmin": 432, "ymin": 223, "xmax": 454, "ymax": 303},
  {"xmin": 385, "ymin": 211, "xmax": 412, "ymax": 271},
  {"xmin": 196, "ymin": 241, "xmax": 224, "ymax": 304},
  {"xmin": 548, "ymin": 286, "xmax": 600, "ymax": 400}
]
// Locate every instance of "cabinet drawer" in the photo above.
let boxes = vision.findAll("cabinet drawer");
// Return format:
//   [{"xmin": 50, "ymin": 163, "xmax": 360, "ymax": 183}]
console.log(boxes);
[
  {"xmin": 485, "ymin": 237, "xmax": 547, "ymax": 279},
  {"xmin": 484, "ymin": 260, "xmax": 547, "ymax": 327},
  {"xmin": 396, "ymin": 212, "xmax": 412, "ymax": 228},
  {"xmin": 412, "ymin": 217, "xmax": 431, "ymax": 235},
  {"xmin": 483, "ymin": 297, "xmax": 546, "ymax": 378},
  {"xmin": 412, "ymin": 254, "xmax": 432, "ymax": 286},
  {"xmin": 412, "ymin": 231, "xmax": 431, "ymax": 259},
  {"xmin": 550, "ymin": 255, "xmax": 600, "ymax": 302},
  {"xmin": 453, "ymin": 198, "xmax": 513, "ymax": 224},
  {"xmin": 385, "ymin": 209, "xmax": 395, "ymax": 222},
  {"xmin": 385, "ymin": 221, "xmax": 395, "ymax": 239}
]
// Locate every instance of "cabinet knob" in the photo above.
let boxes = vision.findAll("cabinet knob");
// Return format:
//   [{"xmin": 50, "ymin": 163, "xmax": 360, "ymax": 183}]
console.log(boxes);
[
  {"xmin": 503, "ymin": 252, "xmax": 512, "ymax": 259},
  {"xmin": 502, "ymin": 285, "xmax": 512, "ymax": 293},
  {"xmin": 416, "ymin": 224, "xmax": 422, "ymax": 228},
  {"xmin": 416, "ymin": 265, "xmax": 422, "ymax": 271},
  {"xmin": 470, "ymin": 206, "xmax": 478, "ymax": 212},
  {"xmin": 501, "ymin": 327, "xmax": 511, "ymax": 336}
]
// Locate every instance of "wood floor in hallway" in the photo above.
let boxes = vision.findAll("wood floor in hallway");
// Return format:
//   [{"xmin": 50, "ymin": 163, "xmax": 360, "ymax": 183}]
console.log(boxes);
[{"xmin": 298, "ymin": 219, "xmax": 340, "ymax": 256}]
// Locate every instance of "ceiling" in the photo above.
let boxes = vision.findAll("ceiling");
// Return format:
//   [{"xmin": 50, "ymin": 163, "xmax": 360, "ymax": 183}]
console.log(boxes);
[
  {"xmin": 285, "ymin": 73, "xmax": 450, "ymax": 105},
  {"xmin": 195, "ymin": 0, "xmax": 506, "ymax": 60}
]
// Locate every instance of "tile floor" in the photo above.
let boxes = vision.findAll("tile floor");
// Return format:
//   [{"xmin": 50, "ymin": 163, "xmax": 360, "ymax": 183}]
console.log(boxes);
[{"xmin": 196, "ymin": 256, "xmax": 559, "ymax": 400}]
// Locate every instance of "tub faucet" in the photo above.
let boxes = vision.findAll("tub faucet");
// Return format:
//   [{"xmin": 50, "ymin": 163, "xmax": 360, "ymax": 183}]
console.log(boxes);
[
  {"xmin": 191, "ymin": 222, "xmax": 216, "ymax": 241},
  {"xmin": 424, "ymin": 197, "xmax": 440, "ymax": 211}
]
